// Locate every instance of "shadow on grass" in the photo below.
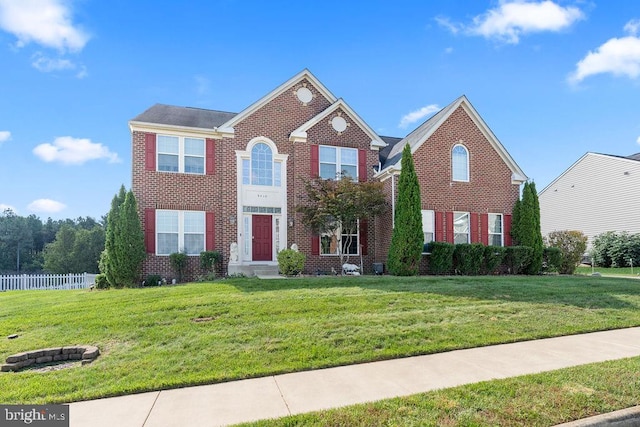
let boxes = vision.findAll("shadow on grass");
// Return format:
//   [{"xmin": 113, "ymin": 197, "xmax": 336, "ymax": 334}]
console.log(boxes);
[{"xmin": 227, "ymin": 274, "xmax": 640, "ymax": 310}]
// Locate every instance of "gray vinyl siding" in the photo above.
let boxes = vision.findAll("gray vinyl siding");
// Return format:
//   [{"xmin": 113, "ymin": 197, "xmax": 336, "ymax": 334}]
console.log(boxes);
[{"xmin": 539, "ymin": 153, "xmax": 640, "ymax": 247}]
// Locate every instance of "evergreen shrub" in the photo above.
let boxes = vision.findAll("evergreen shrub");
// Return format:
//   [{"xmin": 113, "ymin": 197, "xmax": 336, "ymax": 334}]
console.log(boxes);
[
  {"xmin": 277, "ymin": 249, "xmax": 306, "ymax": 276},
  {"xmin": 453, "ymin": 243, "xmax": 485, "ymax": 275},
  {"xmin": 428, "ymin": 242, "xmax": 455, "ymax": 275}
]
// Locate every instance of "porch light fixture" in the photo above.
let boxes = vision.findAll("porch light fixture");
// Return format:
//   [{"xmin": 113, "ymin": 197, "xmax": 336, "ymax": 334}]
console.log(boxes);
[
  {"xmin": 229, "ymin": 215, "xmax": 236, "ymax": 225},
  {"xmin": 288, "ymin": 218, "xmax": 294, "ymax": 227}
]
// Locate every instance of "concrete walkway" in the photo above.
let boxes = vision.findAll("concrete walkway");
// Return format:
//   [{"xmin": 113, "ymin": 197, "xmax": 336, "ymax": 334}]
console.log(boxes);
[{"xmin": 68, "ymin": 327, "xmax": 640, "ymax": 427}]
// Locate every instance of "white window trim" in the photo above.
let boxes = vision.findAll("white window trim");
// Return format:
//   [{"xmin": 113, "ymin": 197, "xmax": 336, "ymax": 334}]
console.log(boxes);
[
  {"xmin": 156, "ymin": 210, "xmax": 205, "ymax": 256},
  {"xmin": 453, "ymin": 211, "xmax": 470, "ymax": 244},
  {"xmin": 452, "ymin": 143, "xmax": 469, "ymax": 182},
  {"xmin": 488, "ymin": 213, "xmax": 504, "ymax": 247},
  {"xmin": 319, "ymin": 145, "xmax": 358, "ymax": 181},
  {"xmin": 157, "ymin": 135, "xmax": 205, "ymax": 175},
  {"xmin": 238, "ymin": 138, "xmax": 285, "ymax": 188},
  {"xmin": 320, "ymin": 220, "xmax": 360, "ymax": 256},
  {"xmin": 421, "ymin": 209, "xmax": 435, "ymax": 253}
]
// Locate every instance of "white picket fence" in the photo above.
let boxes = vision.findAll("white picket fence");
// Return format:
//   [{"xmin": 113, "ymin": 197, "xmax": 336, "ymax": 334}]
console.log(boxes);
[{"xmin": 0, "ymin": 273, "xmax": 97, "ymax": 291}]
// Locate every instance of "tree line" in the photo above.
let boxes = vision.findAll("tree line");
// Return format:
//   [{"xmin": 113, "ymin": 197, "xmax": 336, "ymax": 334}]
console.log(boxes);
[{"xmin": 0, "ymin": 209, "xmax": 105, "ymax": 274}]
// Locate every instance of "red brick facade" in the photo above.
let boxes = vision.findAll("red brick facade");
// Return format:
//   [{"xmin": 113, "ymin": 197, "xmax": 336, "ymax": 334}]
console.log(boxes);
[{"xmin": 130, "ymin": 71, "xmax": 524, "ymax": 281}]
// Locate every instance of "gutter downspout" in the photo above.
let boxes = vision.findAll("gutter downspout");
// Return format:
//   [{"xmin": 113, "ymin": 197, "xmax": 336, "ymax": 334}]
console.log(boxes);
[{"xmin": 391, "ymin": 173, "xmax": 396, "ymax": 227}]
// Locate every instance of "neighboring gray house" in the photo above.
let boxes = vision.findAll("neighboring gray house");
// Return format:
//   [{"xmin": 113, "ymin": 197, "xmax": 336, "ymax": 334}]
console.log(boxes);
[{"xmin": 539, "ymin": 152, "xmax": 640, "ymax": 246}]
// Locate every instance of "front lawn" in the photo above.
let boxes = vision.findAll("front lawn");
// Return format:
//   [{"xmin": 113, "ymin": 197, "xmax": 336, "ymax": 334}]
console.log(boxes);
[
  {"xmin": 244, "ymin": 356, "xmax": 640, "ymax": 426},
  {"xmin": 576, "ymin": 266, "xmax": 640, "ymax": 277},
  {"xmin": 0, "ymin": 275, "xmax": 639, "ymax": 404}
]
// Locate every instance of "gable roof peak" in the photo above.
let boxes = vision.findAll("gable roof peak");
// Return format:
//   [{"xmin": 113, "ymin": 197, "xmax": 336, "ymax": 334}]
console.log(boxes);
[{"xmin": 219, "ymin": 69, "xmax": 338, "ymax": 131}]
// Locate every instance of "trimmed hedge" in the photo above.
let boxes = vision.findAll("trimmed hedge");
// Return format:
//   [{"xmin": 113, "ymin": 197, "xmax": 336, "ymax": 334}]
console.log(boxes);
[
  {"xmin": 504, "ymin": 246, "xmax": 533, "ymax": 275},
  {"xmin": 483, "ymin": 246, "xmax": 506, "ymax": 275},
  {"xmin": 453, "ymin": 243, "xmax": 485, "ymax": 275},
  {"xmin": 543, "ymin": 247, "xmax": 562, "ymax": 273},
  {"xmin": 427, "ymin": 242, "xmax": 455, "ymax": 275}
]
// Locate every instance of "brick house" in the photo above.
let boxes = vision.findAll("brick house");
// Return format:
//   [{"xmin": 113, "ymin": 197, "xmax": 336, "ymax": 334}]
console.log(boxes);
[{"xmin": 129, "ymin": 70, "xmax": 527, "ymax": 279}]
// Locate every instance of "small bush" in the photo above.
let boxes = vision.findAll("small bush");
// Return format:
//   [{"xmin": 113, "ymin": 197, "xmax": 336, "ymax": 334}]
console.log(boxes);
[
  {"xmin": 169, "ymin": 252, "xmax": 188, "ymax": 282},
  {"xmin": 428, "ymin": 242, "xmax": 455, "ymax": 275},
  {"xmin": 504, "ymin": 246, "xmax": 533, "ymax": 274},
  {"xmin": 277, "ymin": 249, "xmax": 306, "ymax": 276},
  {"xmin": 94, "ymin": 274, "xmax": 110, "ymax": 289},
  {"xmin": 200, "ymin": 251, "xmax": 222, "ymax": 277},
  {"xmin": 453, "ymin": 243, "xmax": 485, "ymax": 275},
  {"xmin": 483, "ymin": 246, "xmax": 506, "ymax": 275},
  {"xmin": 144, "ymin": 274, "xmax": 163, "ymax": 287},
  {"xmin": 542, "ymin": 247, "xmax": 563, "ymax": 273},
  {"xmin": 545, "ymin": 230, "xmax": 587, "ymax": 274}
]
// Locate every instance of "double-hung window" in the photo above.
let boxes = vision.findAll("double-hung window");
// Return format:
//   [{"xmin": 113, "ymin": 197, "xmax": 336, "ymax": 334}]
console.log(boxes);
[
  {"xmin": 488, "ymin": 213, "xmax": 503, "ymax": 246},
  {"xmin": 157, "ymin": 135, "xmax": 204, "ymax": 174},
  {"xmin": 320, "ymin": 220, "xmax": 359, "ymax": 255},
  {"xmin": 319, "ymin": 146, "xmax": 357, "ymax": 180},
  {"xmin": 452, "ymin": 144, "xmax": 469, "ymax": 182},
  {"xmin": 421, "ymin": 210, "xmax": 435, "ymax": 252},
  {"xmin": 453, "ymin": 212, "xmax": 470, "ymax": 244},
  {"xmin": 156, "ymin": 210, "xmax": 205, "ymax": 255}
]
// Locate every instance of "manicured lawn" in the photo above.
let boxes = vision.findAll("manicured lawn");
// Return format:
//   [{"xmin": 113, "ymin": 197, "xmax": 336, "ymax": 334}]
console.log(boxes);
[
  {"xmin": 243, "ymin": 356, "xmax": 640, "ymax": 426},
  {"xmin": 576, "ymin": 266, "xmax": 640, "ymax": 277},
  {"xmin": 0, "ymin": 275, "xmax": 639, "ymax": 404}
]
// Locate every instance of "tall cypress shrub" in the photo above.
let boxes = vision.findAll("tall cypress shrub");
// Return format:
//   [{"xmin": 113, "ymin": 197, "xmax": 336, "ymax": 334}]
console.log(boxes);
[
  {"xmin": 99, "ymin": 187, "xmax": 145, "ymax": 287},
  {"xmin": 99, "ymin": 185, "xmax": 126, "ymax": 286},
  {"xmin": 387, "ymin": 144, "xmax": 423, "ymax": 276},
  {"xmin": 517, "ymin": 182, "xmax": 543, "ymax": 274}
]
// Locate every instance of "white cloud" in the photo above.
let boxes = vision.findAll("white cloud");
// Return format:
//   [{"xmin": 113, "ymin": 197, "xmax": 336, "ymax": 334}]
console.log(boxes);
[
  {"xmin": 637, "ymin": 136, "xmax": 640, "ymax": 145},
  {"xmin": 27, "ymin": 199, "xmax": 66, "ymax": 213},
  {"xmin": 33, "ymin": 136, "xmax": 121, "ymax": 165},
  {"xmin": 435, "ymin": 16, "xmax": 463, "ymax": 35},
  {"xmin": 438, "ymin": 1, "xmax": 584, "ymax": 44},
  {"xmin": 0, "ymin": 130, "xmax": 10, "ymax": 143},
  {"xmin": 399, "ymin": 105, "xmax": 441, "ymax": 129},
  {"xmin": 624, "ymin": 19, "xmax": 640, "ymax": 37},
  {"xmin": 0, "ymin": 0, "xmax": 89, "ymax": 52},
  {"xmin": 0, "ymin": 203, "xmax": 17, "ymax": 214},
  {"xmin": 31, "ymin": 52, "xmax": 74, "ymax": 72},
  {"xmin": 30, "ymin": 52, "xmax": 87, "ymax": 77},
  {"xmin": 568, "ymin": 35, "xmax": 640, "ymax": 84}
]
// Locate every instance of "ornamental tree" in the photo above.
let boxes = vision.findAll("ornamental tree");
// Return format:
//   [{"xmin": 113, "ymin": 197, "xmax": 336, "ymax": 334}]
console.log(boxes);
[
  {"xmin": 297, "ymin": 175, "xmax": 387, "ymax": 272},
  {"xmin": 387, "ymin": 144, "xmax": 423, "ymax": 276}
]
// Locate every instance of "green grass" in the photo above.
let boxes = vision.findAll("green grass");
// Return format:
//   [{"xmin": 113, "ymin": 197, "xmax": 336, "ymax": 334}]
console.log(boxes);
[
  {"xmin": 243, "ymin": 356, "xmax": 640, "ymax": 426},
  {"xmin": 1, "ymin": 275, "xmax": 640, "ymax": 405},
  {"xmin": 576, "ymin": 266, "xmax": 640, "ymax": 277}
]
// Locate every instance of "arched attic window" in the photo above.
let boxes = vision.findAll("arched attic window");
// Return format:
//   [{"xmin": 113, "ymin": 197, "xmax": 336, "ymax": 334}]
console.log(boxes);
[{"xmin": 452, "ymin": 144, "xmax": 469, "ymax": 182}]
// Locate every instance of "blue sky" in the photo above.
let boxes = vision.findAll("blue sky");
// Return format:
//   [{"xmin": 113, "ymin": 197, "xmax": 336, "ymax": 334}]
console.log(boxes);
[{"xmin": 1, "ymin": 0, "xmax": 639, "ymax": 220}]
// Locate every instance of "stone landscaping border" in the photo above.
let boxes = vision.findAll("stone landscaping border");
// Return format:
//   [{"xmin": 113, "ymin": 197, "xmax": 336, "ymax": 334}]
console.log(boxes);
[{"xmin": 1, "ymin": 345, "xmax": 99, "ymax": 372}]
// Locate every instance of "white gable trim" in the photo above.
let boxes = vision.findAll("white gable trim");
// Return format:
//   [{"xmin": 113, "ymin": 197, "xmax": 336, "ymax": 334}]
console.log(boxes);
[
  {"xmin": 288, "ymin": 98, "xmax": 387, "ymax": 151},
  {"xmin": 376, "ymin": 96, "xmax": 527, "ymax": 183},
  {"xmin": 218, "ymin": 69, "xmax": 338, "ymax": 133}
]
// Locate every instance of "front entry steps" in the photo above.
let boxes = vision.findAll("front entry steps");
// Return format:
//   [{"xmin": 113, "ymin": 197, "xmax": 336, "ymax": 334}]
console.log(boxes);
[{"xmin": 228, "ymin": 263, "xmax": 280, "ymax": 278}]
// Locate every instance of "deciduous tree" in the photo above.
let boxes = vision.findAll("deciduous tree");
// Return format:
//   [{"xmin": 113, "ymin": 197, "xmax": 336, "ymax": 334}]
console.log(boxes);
[{"xmin": 297, "ymin": 175, "xmax": 387, "ymax": 272}]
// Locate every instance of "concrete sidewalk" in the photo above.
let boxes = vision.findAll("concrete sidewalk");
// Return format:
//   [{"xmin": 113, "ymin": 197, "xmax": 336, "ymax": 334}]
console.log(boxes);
[{"xmin": 68, "ymin": 327, "xmax": 640, "ymax": 427}]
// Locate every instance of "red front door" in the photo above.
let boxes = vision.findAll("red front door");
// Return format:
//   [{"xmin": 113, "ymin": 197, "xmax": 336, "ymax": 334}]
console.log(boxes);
[{"xmin": 252, "ymin": 215, "xmax": 272, "ymax": 261}]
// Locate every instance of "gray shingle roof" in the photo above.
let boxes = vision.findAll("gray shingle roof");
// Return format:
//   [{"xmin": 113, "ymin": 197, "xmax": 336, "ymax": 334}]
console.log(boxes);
[
  {"xmin": 378, "ymin": 136, "xmax": 403, "ymax": 164},
  {"xmin": 131, "ymin": 104, "xmax": 237, "ymax": 129},
  {"xmin": 627, "ymin": 152, "xmax": 640, "ymax": 161}
]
